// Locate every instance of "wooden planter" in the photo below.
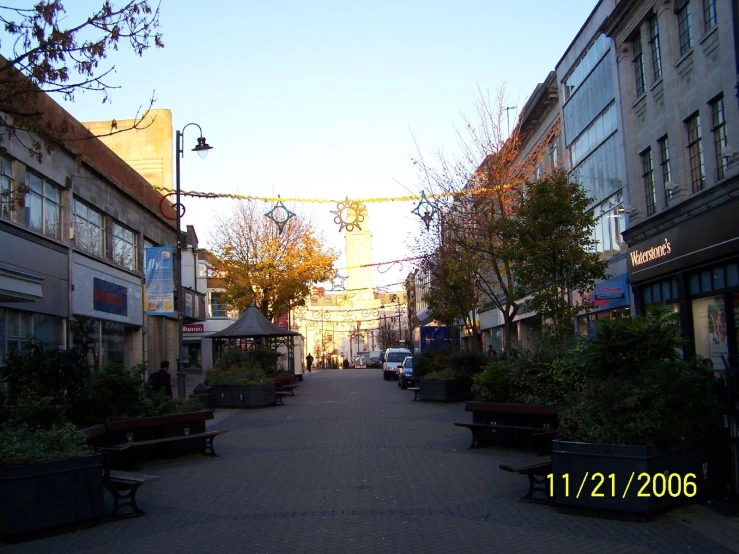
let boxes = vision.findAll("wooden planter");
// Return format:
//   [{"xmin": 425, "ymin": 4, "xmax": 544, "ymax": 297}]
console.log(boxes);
[
  {"xmin": 88, "ymin": 410, "xmax": 214, "ymax": 462},
  {"xmin": 419, "ymin": 378, "xmax": 473, "ymax": 403},
  {"xmin": 464, "ymin": 402, "xmax": 558, "ymax": 447},
  {"xmin": 551, "ymin": 440, "xmax": 719, "ymax": 517},
  {"xmin": 0, "ymin": 454, "xmax": 104, "ymax": 537},
  {"xmin": 212, "ymin": 383, "xmax": 277, "ymax": 408}
]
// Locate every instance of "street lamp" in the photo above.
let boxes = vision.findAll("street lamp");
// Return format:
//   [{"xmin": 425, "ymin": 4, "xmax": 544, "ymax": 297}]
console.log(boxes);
[{"xmin": 175, "ymin": 123, "xmax": 213, "ymax": 397}]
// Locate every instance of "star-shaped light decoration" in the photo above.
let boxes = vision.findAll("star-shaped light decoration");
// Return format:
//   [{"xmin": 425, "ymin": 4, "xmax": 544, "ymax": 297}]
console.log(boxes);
[
  {"xmin": 331, "ymin": 197, "xmax": 366, "ymax": 232},
  {"xmin": 264, "ymin": 195, "xmax": 296, "ymax": 235},
  {"xmin": 411, "ymin": 190, "xmax": 437, "ymax": 231},
  {"xmin": 330, "ymin": 274, "xmax": 348, "ymax": 291}
]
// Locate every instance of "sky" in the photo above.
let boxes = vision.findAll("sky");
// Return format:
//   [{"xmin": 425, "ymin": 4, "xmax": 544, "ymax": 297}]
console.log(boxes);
[{"xmin": 49, "ymin": 0, "xmax": 599, "ymax": 291}]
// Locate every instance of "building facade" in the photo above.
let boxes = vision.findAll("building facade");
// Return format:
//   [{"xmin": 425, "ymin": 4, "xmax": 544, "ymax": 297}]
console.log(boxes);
[
  {"xmin": 605, "ymin": 0, "xmax": 739, "ymax": 366},
  {"xmin": 0, "ymin": 83, "xmax": 178, "ymax": 369}
]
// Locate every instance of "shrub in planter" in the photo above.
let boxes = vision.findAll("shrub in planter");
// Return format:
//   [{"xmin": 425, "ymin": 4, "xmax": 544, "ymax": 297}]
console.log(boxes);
[
  {"xmin": 205, "ymin": 365, "xmax": 270, "ymax": 387},
  {"xmin": 0, "ymin": 422, "xmax": 92, "ymax": 467},
  {"xmin": 554, "ymin": 307, "xmax": 725, "ymax": 515},
  {"xmin": 414, "ymin": 349, "xmax": 487, "ymax": 381}
]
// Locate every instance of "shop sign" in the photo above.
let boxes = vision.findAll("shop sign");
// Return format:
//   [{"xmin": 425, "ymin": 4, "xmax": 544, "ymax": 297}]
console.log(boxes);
[
  {"xmin": 587, "ymin": 273, "xmax": 629, "ymax": 311},
  {"xmin": 629, "ymin": 238, "xmax": 672, "ymax": 267},
  {"xmin": 183, "ymin": 323, "xmax": 204, "ymax": 333},
  {"xmin": 93, "ymin": 278, "xmax": 128, "ymax": 316}
]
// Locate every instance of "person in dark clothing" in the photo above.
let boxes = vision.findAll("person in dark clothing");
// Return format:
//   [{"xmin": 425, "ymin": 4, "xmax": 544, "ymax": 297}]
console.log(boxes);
[
  {"xmin": 342, "ymin": 357, "xmax": 350, "ymax": 369},
  {"xmin": 306, "ymin": 353, "xmax": 314, "ymax": 372},
  {"xmin": 149, "ymin": 360, "xmax": 173, "ymax": 397}
]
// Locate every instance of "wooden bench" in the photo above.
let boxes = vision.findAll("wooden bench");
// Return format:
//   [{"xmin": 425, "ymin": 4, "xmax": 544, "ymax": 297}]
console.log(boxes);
[
  {"xmin": 276, "ymin": 383, "xmax": 298, "ymax": 396},
  {"xmin": 499, "ymin": 459, "xmax": 553, "ymax": 504},
  {"xmin": 114, "ymin": 430, "xmax": 228, "ymax": 457},
  {"xmin": 453, "ymin": 422, "xmax": 554, "ymax": 449},
  {"xmin": 407, "ymin": 387, "xmax": 421, "ymax": 401},
  {"xmin": 275, "ymin": 390, "xmax": 291, "ymax": 405}
]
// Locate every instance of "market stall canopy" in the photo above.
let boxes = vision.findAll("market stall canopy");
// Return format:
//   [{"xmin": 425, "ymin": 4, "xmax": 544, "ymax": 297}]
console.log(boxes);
[{"xmin": 207, "ymin": 302, "xmax": 300, "ymax": 338}]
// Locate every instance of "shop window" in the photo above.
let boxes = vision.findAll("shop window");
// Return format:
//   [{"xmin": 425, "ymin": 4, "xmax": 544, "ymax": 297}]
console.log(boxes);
[
  {"xmin": 661, "ymin": 281, "xmax": 672, "ymax": 301},
  {"xmin": 652, "ymin": 283, "xmax": 662, "ymax": 302},
  {"xmin": 701, "ymin": 270, "xmax": 712, "ymax": 291},
  {"xmin": 713, "ymin": 267, "xmax": 725, "ymax": 290},
  {"xmin": 727, "ymin": 264, "xmax": 739, "ymax": 287},
  {"xmin": 692, "ymin": 296, "xmax": 727, "ymax": 368},
  {"xmin": 644, "ymin": 286, "xmax": 652, "ymax": 304},
  {"xmin": 101, "ymin": 321, "xmax": 124, "ymax": 365}
]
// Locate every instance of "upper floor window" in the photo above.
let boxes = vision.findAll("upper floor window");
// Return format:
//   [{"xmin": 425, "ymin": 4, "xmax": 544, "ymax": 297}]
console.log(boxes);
[
  {"xmin": 549, "ymin": 140, "xmax": 558, "ymax": 168},
  {"xmin": 590, "ymin": 191, "xmax": 625, "ymax": 261},
  {"xmin": 111, "ymin": 221, "xmax": 137, "ymax": 271},
  {"xmin": 686, "ymin": 113, "xmax": 705, "ymax": 192},
  {"xmin": 648, "ymin": 16, "xmax": 662, "ymax": 81},
  {"xmin": 24, "ymin": 170, "xmax": 62, "ymax": 240},
  {"xmin": 711, "ymin": 95, "xmax": 728, "ymax": 181},
  {"xmin": 677, "ymin": 0, "xmax": 694, "ymax": 56},
  {"xmin": 569, "ymin": 103, "xmax": 617, "ymax": 167},
  {"xmin": 633, "ymin": 32, "xmax": 646, "ymax": 96},
  {"xmin": 74, "ymin": 198, "xmax": 105, "ymax": 257},
  {"xmin": 703, "ymin": 0, "xmax": 717, "ymax": 31},
  {"xmin": 564, "ymin": 34, "xmax": 609, "ymax": 101},
  {"xmin": 0, "ymin": 157, "xmax": 12, "ymax": 220},
  {"xmin": 658, "ymin": 136, "xmax": 673, "ymax": 205},
  {"xmin": 641, "ymin": 147, "xmax": 656, "ymax": 216}
]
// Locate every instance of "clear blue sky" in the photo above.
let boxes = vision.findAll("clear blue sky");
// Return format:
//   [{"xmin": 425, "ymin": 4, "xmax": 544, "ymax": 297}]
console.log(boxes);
[{"xmin": 54, "ymin": 0, "xmax": 599, "ymax": 289}]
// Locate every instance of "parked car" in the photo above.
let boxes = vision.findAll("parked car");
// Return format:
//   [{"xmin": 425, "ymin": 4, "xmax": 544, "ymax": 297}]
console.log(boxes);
[
  {"xmin": 397, "ymin": 356, "xmax": 415, "ymax": 389},
  {"xmin": 383, "ymin": 348, "xmax": 412, "ymax": 380}
]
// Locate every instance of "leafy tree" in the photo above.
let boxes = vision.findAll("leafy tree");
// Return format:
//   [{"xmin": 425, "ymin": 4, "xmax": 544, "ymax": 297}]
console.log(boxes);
[
  {"xmin": 515, "ymin": 168, "xmax": 609, "ymax": 339},
  {"xmin": 211, "ymin": 201, "xmax": 338, "ymax": 320},
  {"xmin": 414, "ymin": 87, "xmax": 554, "ymax": 352},
  {"xmin": 0, "ymin": 1, "xmax": 163, "ymax": 162}
]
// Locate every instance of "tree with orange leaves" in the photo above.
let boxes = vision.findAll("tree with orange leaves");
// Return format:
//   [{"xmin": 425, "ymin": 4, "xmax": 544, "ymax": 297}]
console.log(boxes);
[{"xmin": 211, "ymin": 201, "xmax": 338, "ymax": 321}]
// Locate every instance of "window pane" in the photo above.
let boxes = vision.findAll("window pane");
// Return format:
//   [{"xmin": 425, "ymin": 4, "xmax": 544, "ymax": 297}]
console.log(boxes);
[
  {"xmin": 727, "ymin": 264, "xmax": 739, "ymax": 286},
  {"xmin": 662, "ymin": 281, "xmax": 671, "ymax": 300},
  {"xmin": 701, "ymin": 270, "xmax": 712, "ymax": 292},
  {"xmin": 689, "ymin": 273, "xmax": 701, "ymax": 294},
  {"xmin": 713, "ymin": 267, "xmax": 725, "ymax": 289}
]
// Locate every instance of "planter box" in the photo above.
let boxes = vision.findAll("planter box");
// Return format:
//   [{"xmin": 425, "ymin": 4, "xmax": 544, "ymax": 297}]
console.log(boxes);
[
  {"xmin": 464, "ymin": 402, "xmax": 558, "ymax": 447},
  {"xmin": 419, "ymin": 378, "xmax": 473, "ymax": 403},
  {"xmin": 552, "ymin": 440, "xmax": 718, "ymax": 517},
  {"xmin": 87, "ymin": 410, "xmax": 214, "ymax": 462},
  {"xmin": 212, "ymin": 384, "xmax": 277, "ymax": 408},
  {"xmin": 0, "ymin": 454, "xmax": 104, "ymax": 537}
]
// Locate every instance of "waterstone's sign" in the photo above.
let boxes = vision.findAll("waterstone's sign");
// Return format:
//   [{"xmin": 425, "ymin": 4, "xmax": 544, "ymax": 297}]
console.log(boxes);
[{"xmin": 629, "ymin": 238, "xmax": 672, "ymax": 267}]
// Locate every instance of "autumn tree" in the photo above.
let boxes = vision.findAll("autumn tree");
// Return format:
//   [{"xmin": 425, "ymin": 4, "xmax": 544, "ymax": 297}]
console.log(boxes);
[
  {"xmin": 0, "ymin": 1, "xmax": 163, "ymax": 163},
  {"xmin": 515, "ymin": 168, "xmax": 608, "ymax": 338},
  {"xmin": 211, "ymin": 201, "xmax": 339, "ymax": 320},
  {"xmin": 414, "ymin": 87, "xmax": 553, "ymax": 352}
]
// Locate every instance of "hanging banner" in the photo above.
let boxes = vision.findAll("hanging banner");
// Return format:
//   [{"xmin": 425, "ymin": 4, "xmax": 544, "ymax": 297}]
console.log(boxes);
[{"xmin": 144, "ymin": 246, "xmax": 175, "ymax": 316}]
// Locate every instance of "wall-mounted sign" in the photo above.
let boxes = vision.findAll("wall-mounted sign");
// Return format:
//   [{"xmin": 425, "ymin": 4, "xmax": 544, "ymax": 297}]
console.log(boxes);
[
  {"xmin": 629, "ymin": 239, "xmax": 672, "ymax": 268},
  {"xmin": 587, "ymin": 273, "xmax": 629, "ymax": 312},
  {"xmin": 93, "ymin": 277, "xmax": 128, "ymax": 316},
  {"xmin": 144, "ymin": 246, "xmax": 175, "ymax": 316},
  {"xmin": 183, "ymin": 323, "xmax": 204, "ymax": 333}
]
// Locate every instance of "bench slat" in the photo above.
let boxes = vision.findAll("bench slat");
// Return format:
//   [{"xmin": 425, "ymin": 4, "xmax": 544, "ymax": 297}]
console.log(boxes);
[
  {"xmin": 499, "ymin": 461, "xmax": 551, "ymax": 474},
  {"xmin": 109, "ymin": 471, "xmax": 159, "ymax": 485},
  {"xmin": 454, "ymin": 422, "xmax": 551, "ymax": 432},
  {"xmin": 113, "ymin": 430, "xmax": 228, "ymax": 448}
]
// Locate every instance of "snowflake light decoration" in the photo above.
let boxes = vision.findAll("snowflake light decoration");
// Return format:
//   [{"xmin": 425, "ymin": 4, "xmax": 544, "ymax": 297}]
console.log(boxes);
[
  {"xmin": 411, "ymin": 190, "xmax": 437, "ymax": 231},
  {"xmin": 264, "ymin": 195, "xmax": 296, "ymax": 234},
  {"xmin": 331, "ymin": 197, "xmax": 366, "ymax": 232},
  {"xmin": 330, "ymin": 274, "xmax": 348, "ymax": 291}
]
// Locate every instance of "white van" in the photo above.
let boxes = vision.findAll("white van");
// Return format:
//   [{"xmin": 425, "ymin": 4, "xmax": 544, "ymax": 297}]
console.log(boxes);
[{"xmin": 382, "ymin": 348, "xmax": 412, "ymax": 380}]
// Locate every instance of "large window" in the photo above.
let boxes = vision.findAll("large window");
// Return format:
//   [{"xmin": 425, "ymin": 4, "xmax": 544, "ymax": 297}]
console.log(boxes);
[
  {"xmin": 633, "ymin": 32, "xmax": 646, "ymax": 97},
  {"xmin": 0, "ymin": 309, "xmax": 63, "ymax": 356},
  {"xmin": 649, "ymin": 16, "xmax": 662, "ymax": 81},
  {"xmin": 74, "ymin": 198, "xmax": 105, "ymax": 257},
  {"xmin": 641, "ymin": 147, "xmax": 656, "ymax": 216},
  {"xmin": 0, "ymin": 157, "xmax": 12, "ymax": 220},
  {"xmin": 24, "ymin": 170, "xmax": 62, "ymax": 240},
  {"xmin": 590, "ymin": 191, "xmax": 626, "ymax": 261},
  {"xmin": 569, "ymin": 103, "xmax": 617, "ymax": 167},
  {"xmin": 711, "ymin": 95, "xmax": 727, "ymax": 181},
  {"xmin": 658, "ymin": 136, "xmax": 673, "ymax": 205},
  {"xmin": 564, "ymin": 34, "xmax": 609, "ymax": 101},
  {"xmin": 111, "ymin": 221, "xmax": 137, "ymax": 271},
  {"xmin": 210, "ymin": 291, "xmax": 227, "ymax": 318},
  {"xmin": 686, "ymin": 113, "xmax": 705, "ymax": 192},
  {"xmin": 677, "ymin": 0, "xmax": 694, "ymax": 56},
  {"xmin": 703, "ymin": 0, "xmax": 717, "ymax": 31}
]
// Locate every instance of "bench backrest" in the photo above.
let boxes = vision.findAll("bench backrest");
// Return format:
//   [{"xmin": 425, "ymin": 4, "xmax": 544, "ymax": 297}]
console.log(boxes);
[{"xmin": 465, "ymin": 402, "xmax": 558, "ymax": 415}]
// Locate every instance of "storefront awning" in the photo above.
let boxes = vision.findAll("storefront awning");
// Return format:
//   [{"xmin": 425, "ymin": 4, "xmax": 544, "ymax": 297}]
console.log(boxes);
[{"xmin": 0, "ymin": 266, "xmax": 44, "ymax": 303}]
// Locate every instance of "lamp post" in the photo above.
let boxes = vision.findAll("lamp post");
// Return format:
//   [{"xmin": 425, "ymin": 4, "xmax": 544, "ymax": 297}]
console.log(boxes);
[{"xmin": 175, "ymin": 123, "xmax": 213, "ymax": 398}]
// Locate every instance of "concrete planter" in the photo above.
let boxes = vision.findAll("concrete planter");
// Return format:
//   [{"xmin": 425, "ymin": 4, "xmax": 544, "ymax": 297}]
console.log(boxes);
[
  {"xmin": 0, "ymin": 454, "xmax": 104, "ymax": 537},
  {"xmin": 212, "ymin": 383, "xmax": 277, "ymax": 408},
  {"xmin": 419, "ymin": 378, "xmax": 473, "ymax": 403},
  {"xmin": 551, "ymin": 440, "xmax": 718, "ymax": 517}
]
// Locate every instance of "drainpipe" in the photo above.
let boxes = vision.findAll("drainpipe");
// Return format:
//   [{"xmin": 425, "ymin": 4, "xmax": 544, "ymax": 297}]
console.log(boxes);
[{"xmin": 734, "ymin": 0, "xmax": 739, "ymax": 109}]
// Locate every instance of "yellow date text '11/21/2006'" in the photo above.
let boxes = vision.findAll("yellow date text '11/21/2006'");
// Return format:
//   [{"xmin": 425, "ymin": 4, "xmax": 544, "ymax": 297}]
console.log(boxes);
[{"xmin": 548, "ymin": 472, "xmax": 698, "ymax": 499}]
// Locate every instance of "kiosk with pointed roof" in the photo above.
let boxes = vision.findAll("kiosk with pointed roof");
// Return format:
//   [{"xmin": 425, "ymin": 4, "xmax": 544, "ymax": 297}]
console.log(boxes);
[{"xmin": 208, "ymin": 302, "xmax": 300, "ymax": 374}]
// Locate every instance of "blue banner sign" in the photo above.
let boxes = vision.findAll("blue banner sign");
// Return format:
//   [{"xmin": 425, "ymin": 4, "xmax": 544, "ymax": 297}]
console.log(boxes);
[{"xmin": 144, "ymin": 246, "xmax": 175, "ymax": 316}]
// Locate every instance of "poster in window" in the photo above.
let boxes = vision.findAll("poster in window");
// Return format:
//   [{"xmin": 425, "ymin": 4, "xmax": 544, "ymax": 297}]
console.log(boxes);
[
  {"xmin": 708, "ymin": 302, "xmax": 728, "ymax": 368},
  {"xmin": 144, "ymin": 246, "xmax": 175, "ymax": 316}
]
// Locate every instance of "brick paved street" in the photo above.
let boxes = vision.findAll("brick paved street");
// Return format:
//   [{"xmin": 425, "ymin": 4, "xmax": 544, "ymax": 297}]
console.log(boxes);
[{"xmin": 2, "ymin": 369, "xmax": 739, "ymax": 553}]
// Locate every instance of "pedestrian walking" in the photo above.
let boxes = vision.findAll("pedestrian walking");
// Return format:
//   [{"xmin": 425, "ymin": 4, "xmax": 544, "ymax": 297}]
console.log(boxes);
[
  {"xmin": 149, "ymin": 360, "xmax": 173, "ymax": 397},
  {"xmin": 306, "ymin": 353, "xmax": 314, "ymax": 372}
]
